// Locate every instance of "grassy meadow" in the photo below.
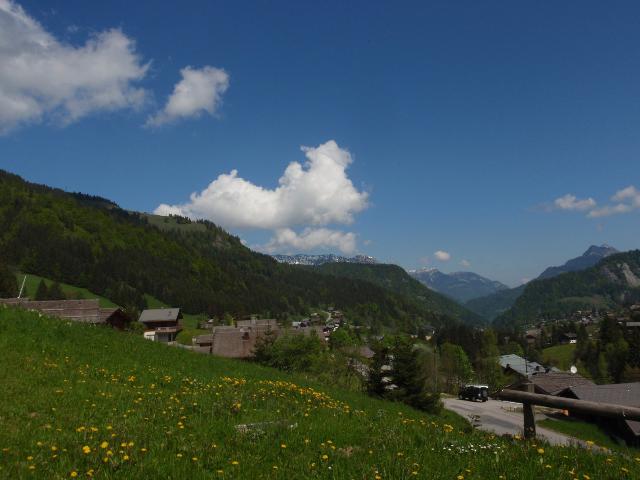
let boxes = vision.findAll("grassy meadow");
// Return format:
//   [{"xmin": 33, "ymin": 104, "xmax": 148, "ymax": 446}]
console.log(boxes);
[
  {"xmin": 14, "ymin": 274, "xmax": 118, "ymax": 309},
  {"xmin": 1, "ymin": 306, "xmax": 639, "ymax": 479},
  {"xmin": 542, "ymin": 344, "xmax": 576, "ymax": 372}
]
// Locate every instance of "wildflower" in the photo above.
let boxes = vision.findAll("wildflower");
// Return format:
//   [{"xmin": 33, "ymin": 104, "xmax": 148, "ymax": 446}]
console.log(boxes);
[
  {"xmin": 176, "ymin": 453, "xmax": 183, "ymax": 458},
  {"xmin": 123, "ymin": 455, "xmax": 130, "ymax": 461},
  {"xmin": 192, "ymin": 457, "xmax": 198, "ymax": 461},
  {"xmin": 82, "ymin": 446, "xmax": 91, "ymax": 454},
  {"xmin": 281, "ymin": 444, "xmax": 287, "ymax": 449},
  {"xmin": 322, "ymin": 454, "xmax": 329, "ymax": 460},
  {"xmin": 537, "ymin": 448, "xmax": 544, "ymax": 454},
  {"xmin": 231, "ymin": 460, "xmax": 239, "ymax": 465},
  {"xmin": 100, "ymin": 442, "xmax": 108, "ymax": 449},
  {"xmin": 70, "ymin": 472, "xmax": 78, "ymax": 478}
]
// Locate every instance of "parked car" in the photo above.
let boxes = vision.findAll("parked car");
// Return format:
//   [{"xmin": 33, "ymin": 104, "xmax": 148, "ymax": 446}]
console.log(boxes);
[{"xmin": 458, "ymin": 384, "xmax": 489, "ymax": 402}]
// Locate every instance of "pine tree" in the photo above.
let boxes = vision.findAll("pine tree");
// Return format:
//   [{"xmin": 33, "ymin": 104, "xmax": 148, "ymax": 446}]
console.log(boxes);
[
  {"xmin": 48, "ymin": 282, "xmax": 65, "ymax": 300},
  {"xmin": 0, "ymin": 261, "xmax": 17, "ymax": 298},
  {"xmin": 34, "ymin": 279, "xmax": 49, "ymax": 300}
]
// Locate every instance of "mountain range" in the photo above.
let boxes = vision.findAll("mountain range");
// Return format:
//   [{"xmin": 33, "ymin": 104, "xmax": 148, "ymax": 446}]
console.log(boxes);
[
  {"xmin": 408, "ymin": 268, "xmax": 509, "ymax": 303},
  {"xmin": 494, "ymin": 249, "xmax": 640, "ymax": 330},
  {"xmin": 466, "ymin": 244, "xmax": 621, "ymax": 321}
]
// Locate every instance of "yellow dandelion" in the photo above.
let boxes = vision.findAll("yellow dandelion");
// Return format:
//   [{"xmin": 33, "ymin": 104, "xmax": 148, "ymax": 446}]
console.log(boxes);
[
  {"xmin": 100, "ymin": 442, "xmax": 108, "ymax": 449},
  {"xmin": 82, "ymin": 446, "xmax": 91, "ymax": 454},
  {"xmin": 537, "ymin": 448, "xmax": 544, "ymax": 455},
  {"xmin": 231, "ymin": 460, "xmax": 239, "ymax": 465},
  {"xmin": 70, "ymin": 472, "xmax": 78, "ymax": 478}
]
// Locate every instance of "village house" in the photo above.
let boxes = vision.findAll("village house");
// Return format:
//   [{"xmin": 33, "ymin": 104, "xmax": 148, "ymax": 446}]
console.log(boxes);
[
  {"xmin": 193, "ymin": 322, "xmax": 279, "ymax": 358},
  {"xmin": 559, "ymin": 332, "xmax": 578, "ymax": 344},
  {"xmin": 506, "ymin": 371, "xmax": 594, "ymax": 396},
  {"xmin": 139, "ymin": 308, "xmax": 183, "ymax": 342},
  {"xmin": 499, "ymin": 354, "xmax": 555, "ymax": 378},
  {"xmin": 558, "ymin": 382, "xmax": 640, "ymax": 445},
  {"xmin": 0, "ymin": 298, "xmax": 131, "ymax": 330}
]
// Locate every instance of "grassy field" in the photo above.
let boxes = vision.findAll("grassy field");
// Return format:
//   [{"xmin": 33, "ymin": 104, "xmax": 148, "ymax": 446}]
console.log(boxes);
[
  {"xmin": 15, "ymin": 273, "xmax": 118, "ymax": 308},
  {"xmin": 538, "ymin": 417, "xmax": 637, "ymax": 455},
  {"xmin": 1, "ymin": 307, "xmax": 639, "ymax": 479},
  {"xmin": 542, "ymin": 344, "xmax": 576, "ymax": 371}
]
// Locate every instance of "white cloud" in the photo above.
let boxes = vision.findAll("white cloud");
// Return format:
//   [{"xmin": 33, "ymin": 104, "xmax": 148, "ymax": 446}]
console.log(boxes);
[
  {"xmin": 264, "ymin": 228, "xmax": 357, "ymax": 254},
  {"xmin": 155, "ymin": 140, "xmax": 369, "ymax": 229},
  {"xmin": 553, "ymin": 194, "xmax": 596, "ymax": 211},
  {"xmin": 0, "ymin": 0, "xmax": 149, "ymax": 132},
  {"xmin": 434, "ymin": 250, "xmax": 451, "ymax": 262},
  {"xmin": 587, "ymin": 203, "xmax": 633, "ymax": 218},
  {"xmin": 460, "ymin": 259, "xmax": 471, "ymax": 268},
  {"xmin": 587, "ymin": 185, "xmax": 640, "ymax": 218},
  {"xmin": 146, "ymin": 66, "xmax": 229, "ymax": 127}
]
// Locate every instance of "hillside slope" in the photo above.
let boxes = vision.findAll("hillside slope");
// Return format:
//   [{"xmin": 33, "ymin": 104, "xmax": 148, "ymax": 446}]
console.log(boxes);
[
  {"xmin": 1, "ymin": 306, "xmax": 635, "ymax": 479},
  {"xmin": 495, "ymin": 250, "xmax": 640, "ymax": 330},
  {"xmin": 316, "ymin": 263, "xmax": 484, "ymax": 325},
  {"xmin": 0, "ymin": 170, "xmax": 465, "ymax": 331},
  {"xmin": 467, "ymin": 245, "xmax": 620, "ymax": 321}
]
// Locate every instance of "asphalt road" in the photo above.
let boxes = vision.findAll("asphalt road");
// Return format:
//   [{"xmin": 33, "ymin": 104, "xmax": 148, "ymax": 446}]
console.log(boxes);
[{"xmin": 442, "ymin": 397, "xmax": 580, "ymax": 446}]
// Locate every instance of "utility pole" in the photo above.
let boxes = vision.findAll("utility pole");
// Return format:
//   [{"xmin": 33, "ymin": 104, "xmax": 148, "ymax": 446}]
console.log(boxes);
[{"xmin": 17, "ymin": 275, "xmax": 27, "ymax": 299}]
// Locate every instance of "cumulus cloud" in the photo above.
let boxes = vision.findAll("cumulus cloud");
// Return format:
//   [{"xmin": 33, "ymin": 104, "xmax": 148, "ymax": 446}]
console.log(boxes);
[
  {"xmin": 434, "ymin": 250, "xmax": 451, "ymax": 262},
  {"xmin": 587, "ymin": 185, "xmax": 640, "ymax": 218},
  {"xmin": 553, "ymin": 194, "xmax": 596, "ymax": 211},
  {"xmin": 146, "ymin": 66, "xmax": 229, "ymax": 127},
  {"xmin": 264, "ymin": 228, "xmax": 357, "ymax": 255},
  {"xmin": 155, "ymin": 140, "xmax": 368, "ymax": 229},
  {"xmin": 0, "ymin": 0, "xmax": 149, "ymax": 132},
  {"xmin": 460, "ymin": 259, "xmax": 471, "ymax": 268},
  {"xmin": 155, "ymin": 140, "xmax": 368, "ymax": 252}
]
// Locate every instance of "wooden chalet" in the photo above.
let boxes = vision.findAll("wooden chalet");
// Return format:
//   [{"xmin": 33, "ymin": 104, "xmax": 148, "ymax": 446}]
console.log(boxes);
[
  {"xmin": 139, "ymin": 308, "xmax": 183, "ymax": 342},
  {"xmin": 0, "ymin": 298, "xmax": 131, "ymax": 330}
]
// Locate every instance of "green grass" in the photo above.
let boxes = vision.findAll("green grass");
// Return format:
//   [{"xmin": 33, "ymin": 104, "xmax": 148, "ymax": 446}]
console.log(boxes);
[
  {"xmin": 15, "ymin": 273, "xmax": 118, "ymax": 308},
  {"xmin": 542, "ymin": 344, "xmax": 576, "ymax": 371},
  {"xmin": 538, "ymin": 417, "xmax": 638, "ymax": 454},
  {"xmin": 1, "ymin": 307, "xmax": 639, "ymax": 479}
]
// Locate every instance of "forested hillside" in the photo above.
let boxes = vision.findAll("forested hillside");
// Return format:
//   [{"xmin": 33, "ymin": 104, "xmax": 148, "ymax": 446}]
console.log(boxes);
[
  {"xmin": 495, "ymin": 250, "xmax": 640, "ymax": 330},
  {"xmin": 0, "ymin": 170, "xmax": 467, "ymax": 331},
  {"xmin": 316, "ymin": 263, "xmax": 483, "ymax": 325}
]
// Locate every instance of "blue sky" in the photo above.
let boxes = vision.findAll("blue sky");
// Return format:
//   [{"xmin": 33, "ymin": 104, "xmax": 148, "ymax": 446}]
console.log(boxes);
[{"xmin": 2, "ymin": 0, "xmax": 640, "ymax": 286}]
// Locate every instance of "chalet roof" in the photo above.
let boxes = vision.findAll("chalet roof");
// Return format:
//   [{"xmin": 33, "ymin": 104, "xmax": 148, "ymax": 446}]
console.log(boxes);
[
  {"xmin": 139, "ymin": 308, "xmax": 182, "ymax": 323},
  {"xmin": 0, "ymin": 298, "xmax": 102, "ymax": 323},
  {"xmin": 523, "ymin": 372, "xmax": 594, "ymax": 395},
  {"xmin": 499, "ymin": 354, "xmax": 545, "ymax": 377},
  {"xmin": 566, "ymin": 383, "xmax": 640, "ymax": 436}
]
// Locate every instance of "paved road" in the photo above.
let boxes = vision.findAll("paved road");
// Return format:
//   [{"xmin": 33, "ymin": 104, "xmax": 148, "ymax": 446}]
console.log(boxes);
[{"xmin": 442, "ymin": 397, "xmax": 580, "ymax": 446}]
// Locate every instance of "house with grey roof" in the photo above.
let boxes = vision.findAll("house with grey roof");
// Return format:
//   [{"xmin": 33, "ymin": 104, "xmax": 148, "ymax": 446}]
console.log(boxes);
[
  {"xmin": 506, "ymin": 372, "xmax": 594, "ymax": 396},
  {"xmin": 139, "ymin": 308, "xmax": 182, "ymax": 342},
  {"xmin": 558, "ymin": 382, "xmax": 640, "ymax": 444},
  {"xmin": 499, "ymin": 354, "xmax": 547, "ymax": 377}
]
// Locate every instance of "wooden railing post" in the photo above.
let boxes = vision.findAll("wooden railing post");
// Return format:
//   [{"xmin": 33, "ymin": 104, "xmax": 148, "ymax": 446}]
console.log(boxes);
[{"xmin": 522, "ymin": 380, "xmax": 536, "ymax": 439}]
